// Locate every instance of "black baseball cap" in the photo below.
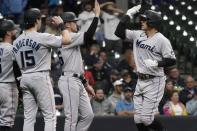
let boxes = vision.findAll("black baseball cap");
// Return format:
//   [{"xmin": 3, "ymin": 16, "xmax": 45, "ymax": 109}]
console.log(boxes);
[
  {"xmin": 123, "ymin": 87, "xmax": 133, "ymax": 92},
  {"xmin": 24, "ymin": 8, "xmax": 41, "ymax": 25}
]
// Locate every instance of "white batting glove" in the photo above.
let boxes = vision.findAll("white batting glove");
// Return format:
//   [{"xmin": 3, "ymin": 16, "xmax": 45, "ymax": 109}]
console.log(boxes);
[
  {"xmin": 126, "ymin": 4, "xmax": 141, "ymax": 19},
  {"xmin": 144, "ymin": 59, "xmax": 158, "ymax": 67}
]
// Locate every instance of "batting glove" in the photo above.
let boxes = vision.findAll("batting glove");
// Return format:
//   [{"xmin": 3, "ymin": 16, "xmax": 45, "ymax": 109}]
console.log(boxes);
[
  {"xmin": 126, "ymin": 4, "xmax": 141, "ymax": 19},
  {"xmin": 144, "ymin": 59, "xmax": 158, "ymax": 67}
]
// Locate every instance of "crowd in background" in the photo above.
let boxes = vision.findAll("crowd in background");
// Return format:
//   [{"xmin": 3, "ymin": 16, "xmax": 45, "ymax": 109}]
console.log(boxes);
[{"xmin": 1, "ymin": 0, "xmax": 197, "ymax": 117}]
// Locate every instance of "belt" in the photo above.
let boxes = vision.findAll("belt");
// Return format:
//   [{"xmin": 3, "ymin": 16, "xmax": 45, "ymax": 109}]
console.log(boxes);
[
  {"xmin": 137, "ymin": 73, "xmax": 155, "ymax": 80},
  {"xmin": 61, "ymin": 72, "xmax": 87, "ymax": 85}
]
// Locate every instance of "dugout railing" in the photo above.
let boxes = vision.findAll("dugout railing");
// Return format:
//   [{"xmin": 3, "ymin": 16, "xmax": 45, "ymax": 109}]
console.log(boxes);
[{"xmin": 13, "ymin": 115, "xmax": 197, "ymax": 131}]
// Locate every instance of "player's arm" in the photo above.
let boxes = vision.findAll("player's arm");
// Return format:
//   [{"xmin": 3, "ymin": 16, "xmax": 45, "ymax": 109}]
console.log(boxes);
[
  {"xmin": 51, "ymin": 16, "xmax": 71, "ymax": 45},
  {"xmin": 84, "ymin": 0, "xmax": 100, "ymax": 44},
  {"xmin": 157, "ymin": 58, "xmax": 176, "ymax": 67},
  {"xmin": 13, "ymin": 61, "xmax": 21, "ymax": 86},
  {"xmin": 115, "ymin": 15, "xmax": 130, "ymax": 39},
  {"xmin": 158, "ymin": 39, "xmax": 176, "ymax": 67},
  {"xmin": 144, "ymin": 39, "xmax": 176, "ymax": 68},
  {"xmin": 144, "ymin": 58, "xmax": 176, "ymax": 68},
  {"xmin": 115, "ymin": 5, "xmax": 141, "ymax": 39}
]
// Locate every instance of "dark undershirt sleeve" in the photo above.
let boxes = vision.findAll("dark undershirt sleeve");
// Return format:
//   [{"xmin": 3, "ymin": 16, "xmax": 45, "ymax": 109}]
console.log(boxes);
[
  {"xmin": 115, "ymin": 15, "xmax": 130, "ymax": 39},
  {"xmin": 84, "ymin": 17, "xmax": 99, "ymax": 44},
  {"xmin": 158, "ymin": 58, "xmax": 176, "ymax": 67}
]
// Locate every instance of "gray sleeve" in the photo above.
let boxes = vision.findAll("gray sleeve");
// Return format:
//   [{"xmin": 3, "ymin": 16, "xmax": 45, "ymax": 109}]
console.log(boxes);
[
  {"xmin": 125, "ymin": 30, "xmax": 141, "ymax": 41},
  {"xmin": 63, "ymin": 32, "xmax": 84, "ymax": 49},
  {"xmin": 40, "ymin": 33, "xmax": 62, "ymax": 48},
  {"xmin": 161, "ymin": 38, "xmax": 176, "ymax": 59}
]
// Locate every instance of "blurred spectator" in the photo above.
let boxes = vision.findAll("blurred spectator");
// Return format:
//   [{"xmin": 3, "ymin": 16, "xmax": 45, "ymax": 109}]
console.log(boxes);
[
  {"xmin": 115, "ymin": 87, "xmax": 135, "ymax": 116},
  {"xmin": 186, "ymin": 88, "xmax": 197, "ymax": 116},
  {"xmin": 63, "ymin": 0, "xmax": 78, "ymax": 13},
  {"xmin": 0, "ymin": 13, "xmax": 4, "ymax": 22},
  {"xmin": 91, "ymin": 88, "xmax": 114, "ymax": 116},
  {"xmin": 78, "ymin": 1, "xmax": 101, "ymax": 33},
  {"xmin": 100, "ymin": 2, "xmax": 124, "ymax": 53},
  {"xmin": 48, "ymin": 0, "xmax": 62, "ymax": 7},
  {"xmin": 27, "ymin": 0, "xmax": 47, "ymax": 8},
  {"xmin": 167, "ymin": 67, "xmax": 185, "ymax": 91},
  {"xmin": 117, "ymin": 48, "xmax": 137, "ymax": 79},
  {"xmin": 83, "ymin": 44, "xmax": 100, "ymax": 66},
  {"xmin": 108, "ymin": 79, "xmax": 123, "ymax": 112},
  {"xmin": 0, "ymin": 0, "xmax": 28, "ymax": 24},
  {"xmin": 84, "ymin": 69, "xmax": 95, "ymax": 86},
  {"xmin": 99, "ymin": 50, "xmax": 116, "ymax": 75},
  {"xmin": 90, "ymin": 58, "xmax": 108, "ymax": 82},
  {"xmin": 179, "ymin": 75, "xmax": 197, "ymax": 105},
  {"xmin": 163, "ymin": 90, "xmax": 187, "ymax": 116},
  {"xmin": 39, "ymin": 5, "xmax": 49, "ymax": 32},
  {"xmin": 105, "ymin": 69, "xmax": 121, "ymax": 95},
  {"xmin": 159, "ymin": 79, "xmax": 174, "ymax": 114},
  {"xmin": 121, "ymin": 69, "xmax": 137, "ymax": 90}
]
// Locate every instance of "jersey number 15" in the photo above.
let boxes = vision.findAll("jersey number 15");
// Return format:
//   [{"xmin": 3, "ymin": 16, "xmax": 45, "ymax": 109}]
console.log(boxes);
[{"xmin": 20, "ymin": 50, "xmax": 35, "ymax": 68}]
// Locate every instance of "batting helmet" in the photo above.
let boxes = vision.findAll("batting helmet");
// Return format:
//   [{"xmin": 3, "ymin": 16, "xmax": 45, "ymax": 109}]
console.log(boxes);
[
  {"xmin": 140, "ymin": 10, "xmax": 162, "ymax": 29},
  {"xmin": 0, "ymin": 19, "xmax": 16, "ymax": 39},
  {"xmin": 60, "ymin": 12, "xmax": 79, "ymax": 23},
  {"xmin": 24, "ymin": 8, "xmax": 41, "ymax": 29}
]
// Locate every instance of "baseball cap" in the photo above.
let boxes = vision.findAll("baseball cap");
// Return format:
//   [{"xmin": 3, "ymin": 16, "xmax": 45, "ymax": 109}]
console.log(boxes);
[
  {"xmin": 113, "ymin": 79, "xmax": 123, "ymax": 87},
  {"xmin": 123, "ymin": 87, "xmax": 133, "ymax": 92},
  {"xmin": 121, "ymin": 69, "xmax": 130, "ymax": 77},
  {"xmin": 24, "ymin": 8, "xmax": 41, "ymax": 25},
  {"xmin": 60, "ymin": 12, "xmax": 79, "ymax": 23}
]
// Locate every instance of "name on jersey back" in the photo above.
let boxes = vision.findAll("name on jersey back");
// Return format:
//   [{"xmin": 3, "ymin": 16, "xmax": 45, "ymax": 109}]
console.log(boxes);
[{"xmin": 13, "ymin": 39, "xmax": 41, "ymax": 54}]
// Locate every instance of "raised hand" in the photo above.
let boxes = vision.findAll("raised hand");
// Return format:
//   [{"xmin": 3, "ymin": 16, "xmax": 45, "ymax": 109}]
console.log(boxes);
[{"xmin": 93, "ymin": 0, "xmax": 101, "ymax": 17}]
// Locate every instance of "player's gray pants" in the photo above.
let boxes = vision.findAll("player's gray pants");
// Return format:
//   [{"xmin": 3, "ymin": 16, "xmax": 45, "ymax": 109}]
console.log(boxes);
[
  {"xmin": 20, "ymin": 72, "xmax": 56, "ymax": 131},
  {"xmin": 0, "ymin": 83, "xmax": 18, "ymax": 127},
  {"xmin": 134, "ymin": 76, "xmax": 166, "ymax": 126},
  {"xmin": 58, "ymin": 74, "xmax": 94, "ymax": 131}
]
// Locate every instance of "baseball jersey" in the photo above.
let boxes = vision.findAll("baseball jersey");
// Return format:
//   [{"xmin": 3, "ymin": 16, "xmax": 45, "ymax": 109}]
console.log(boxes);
[
  {"xmin": 12, "ymin": 32, "xmax": 62, "ymax": 74},
  {"xmin": 78, "ymin": 11, "xmax": 101, "ymax": 32},
  {"xmin": 102, "ymin": 11, "xmax": 120, "ymax": 40},
  {"xmin": 126, "ymin": 30, "xmax": 176, "ymax": 76},
  {"xmin": 0, "ymin": 42, "xmax": 15, "ymax": 82},
  {"xmin": 58, "ymin": 32, "xmax": 84, "ymax": 74}
]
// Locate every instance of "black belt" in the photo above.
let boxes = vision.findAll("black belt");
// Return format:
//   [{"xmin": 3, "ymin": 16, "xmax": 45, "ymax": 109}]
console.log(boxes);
[
  {"xmin": 137, "ymin": 73, "xmax": 155, "ymax": 80},
  {"xmin": 62, "ymin": 72, "xmax": 87, "ymax": 85}
]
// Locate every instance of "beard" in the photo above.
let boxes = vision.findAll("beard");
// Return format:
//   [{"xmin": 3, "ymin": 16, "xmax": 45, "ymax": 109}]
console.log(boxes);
[{"xmin": 11, "ymin": 34, "xmax": 16, "ymax": 41}]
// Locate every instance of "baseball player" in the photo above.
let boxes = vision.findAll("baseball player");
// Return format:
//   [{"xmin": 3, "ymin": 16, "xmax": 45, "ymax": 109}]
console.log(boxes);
[
  {"xmin": 115, "ymin": 5, "xmax": 176, "ymax": 131},
  {"xmin": 58, "ymin": 1, "xmax": 100, "ymax": 131},
  {"xmin": 0, "ymin": 19, "xmax": 20, "ymax": 131},
  {"xmin": 12, "ymin": 8, "xmax": 71, "ymax": 131}
]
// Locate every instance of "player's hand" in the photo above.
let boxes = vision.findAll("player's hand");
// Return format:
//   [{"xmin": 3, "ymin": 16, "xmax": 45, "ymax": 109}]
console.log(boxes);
[
  {"xmin": 85, "ymin": 84, "xmax": 95, "ymax": 97},
  {"xmin": 93, "ymin": 0, "xmax": 101, "ymax": 17},
  {"xmin": 126, "ymin": 4, "xmax": 141, "ymax": 19},
  {"xmin": 51, "ymin": 16, "xmax": 64, "ymax": 26},
  {"xmin": 144, "ymin": 59, "xmax": 158, "ymax": 67}
]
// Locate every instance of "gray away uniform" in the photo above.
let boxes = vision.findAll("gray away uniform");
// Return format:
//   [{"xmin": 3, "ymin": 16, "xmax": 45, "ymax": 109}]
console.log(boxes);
[
  {"xmin": 125, "ymin": 30, "xmax": 176, "ymax": 125},
  {"xmin": 58, "ymin": 32, "xmax": 94, "ymax": 131},
  {"xmin": 12, "ymin": 32, "xmax": 62, "ymax": 131},
  {"xmin": 0, "ymin": 42, "xmax": 18, "ymax": 127}
]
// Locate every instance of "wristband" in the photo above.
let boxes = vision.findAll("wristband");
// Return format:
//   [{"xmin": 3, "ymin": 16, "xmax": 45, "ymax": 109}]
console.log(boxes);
[{"xmin": 59, "ymin": 23, "xmax": 65, "ymax": 31}]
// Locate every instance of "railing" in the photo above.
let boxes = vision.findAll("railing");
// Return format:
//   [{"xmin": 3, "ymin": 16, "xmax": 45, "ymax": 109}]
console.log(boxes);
[{"xmin": 13, "ymin": 115, "xmax": 197, "ymax": 131}]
